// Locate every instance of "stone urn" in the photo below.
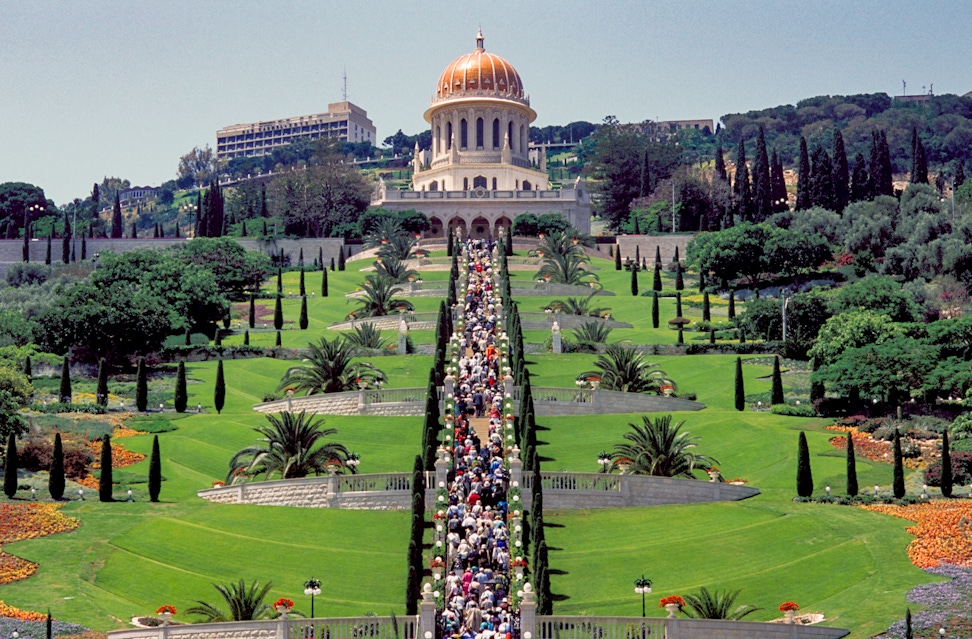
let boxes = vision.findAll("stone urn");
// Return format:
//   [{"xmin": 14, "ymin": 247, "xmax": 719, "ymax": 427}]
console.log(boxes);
[
  {"xmin": 784, "ymin": 610, "xmax": 797, "ymax": 624},
  {"xmin": 664, "ymin": 603, "xmax": 680, "ymax": 618},
  {"xmin": 276, "ymin": 605, "xmax": 291, "ymax": 619}
]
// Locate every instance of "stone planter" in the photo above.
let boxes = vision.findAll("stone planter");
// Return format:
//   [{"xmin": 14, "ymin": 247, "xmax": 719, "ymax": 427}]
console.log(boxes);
[
  {"xmin": 158, "ymin": 612, "xmax": 172, "ymax": 624},
  {"xmin": 784, "ymin": 610, "xmax": 796, "ymax": 624},
  {"xmin": 665, "ymin": 603, "xmax": 680, "ymax": 618}
]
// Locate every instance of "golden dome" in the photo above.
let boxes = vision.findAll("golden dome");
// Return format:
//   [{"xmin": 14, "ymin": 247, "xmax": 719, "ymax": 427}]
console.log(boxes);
[{"xmin": 435, "ymin": 30, "xmax": 525, "ymax": 102}]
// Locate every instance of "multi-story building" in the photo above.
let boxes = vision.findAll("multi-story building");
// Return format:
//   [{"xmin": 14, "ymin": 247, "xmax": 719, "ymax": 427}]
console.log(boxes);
[{"xmin": 216, "ymin": 101, "xmax": 376, "ymax": 160}]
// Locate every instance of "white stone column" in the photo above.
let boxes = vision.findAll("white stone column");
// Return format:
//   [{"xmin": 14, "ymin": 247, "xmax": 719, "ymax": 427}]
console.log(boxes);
[
  {"xmin": 551, "ymin": 321, "xmax": 561, "ymax": 354},
  {"xmin": 519, "ymin": 583, "xmax": 537, "ymax": 639},
  {"xmin": 419, "ymin": 584, "xmax": 437, "ymax": 639}
]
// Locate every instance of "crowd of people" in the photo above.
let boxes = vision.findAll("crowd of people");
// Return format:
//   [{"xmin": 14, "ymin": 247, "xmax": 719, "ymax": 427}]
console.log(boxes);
[{"xmin": 438, "ymin": 239, "xmax": 518, "ymax": 639}]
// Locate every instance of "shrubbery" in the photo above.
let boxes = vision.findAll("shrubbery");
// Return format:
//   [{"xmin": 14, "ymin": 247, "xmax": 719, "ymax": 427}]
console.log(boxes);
[
  {"xmin": 28, "ymin": 402, "xmax": 106, "ymax": 415},
  {"xmin": 924, "ymin": 451, "xmax": 972, "ymax": 487},
  {"xmin": 770, "ymin": 403, "xmax": 815, "ymax": 417},
  {"xmin": 18, "ymin": 438, "xmax": 92, "ymax": 479}
]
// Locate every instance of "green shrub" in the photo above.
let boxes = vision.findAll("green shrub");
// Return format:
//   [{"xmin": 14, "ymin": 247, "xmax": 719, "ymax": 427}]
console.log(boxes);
[
  {"xmin": 770, "ymin": 403, "xmax": 815, "ymax": 417},
  {"xmin": 28, "ymin": 402, "xmax": 106, "ymax": 415},
  {"xmin": 126, "ymin": 415, "xmax": 180, "ymax": 433}
]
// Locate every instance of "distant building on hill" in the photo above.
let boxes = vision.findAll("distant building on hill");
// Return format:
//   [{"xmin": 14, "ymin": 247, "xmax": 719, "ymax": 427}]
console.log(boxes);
[
  {"xmin": 216, "ymin": 102, "xmax": 376, "ymax": 160},
  {"xmin": 119, "ymin": 186, "xmax": 159, "ymax": 206},
  {"xmin": 621, "ymin": 119, "xmax": 714, "ymax": 142}
]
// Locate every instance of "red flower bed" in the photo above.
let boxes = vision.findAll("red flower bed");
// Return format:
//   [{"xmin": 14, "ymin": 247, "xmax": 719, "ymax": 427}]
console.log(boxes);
[
  {"xmin": 861, "ymin": 500, "xmax": 972, "ymax": 568},
  {"xmin": 0, "ymin": 503, "xmax": 79, "ymax": 586}
]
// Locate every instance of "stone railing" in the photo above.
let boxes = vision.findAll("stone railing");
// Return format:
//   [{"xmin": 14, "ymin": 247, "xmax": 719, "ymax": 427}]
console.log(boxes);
[
  {"xmin": 516, "ymin": 472, "xmax": 759, "ymax": 509},
  {"xmin": 254, "ymin": 388, "xmax": 433, "ymax": 417},
  {"xmin": 533, "ymin": 616, "xmax": 848, "ymax": 639},
  {"xmin": 516, "ymin": 312, "xmax": 631, "ymax": 330},
  {"xmin": 107, "ymin": 616, "xmax": 420, "ymax": 639},
  {"xmin": 197, "ymin": 472, "xmax": 436, "ymax": 510},
  {"xmin": 510, "ymin": 282, "xmax": 615, "ymax": 297},
  {"xmin": 508, "ymin": 387, "xmax": 704, "ymax": 416},
  {"xmin": 326, "ymin": 313, "xmax": 438, "ymax": 331}
]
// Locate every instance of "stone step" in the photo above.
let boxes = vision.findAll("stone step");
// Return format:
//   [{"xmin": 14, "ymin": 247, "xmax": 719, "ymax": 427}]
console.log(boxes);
[{"xmin": 468, "ymin": 417, "xmax": 492, "ymax": 442}]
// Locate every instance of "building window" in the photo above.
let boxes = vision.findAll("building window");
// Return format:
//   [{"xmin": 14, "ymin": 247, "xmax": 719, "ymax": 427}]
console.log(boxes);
[
  {"xmin": 460, "ymin": 119, "xmax": 468, "ymax": 149},
  {"xmin": 493, "ymin": 119, "xmax": 500, "ymax": 149},
  {"xmin": 473, "ymin": 176, "xmax": 487, "ymax": 189},
  {"xmin": 492, "ymin": 177, "xmax": 497, "ymax": 190},
  {"xmin": 429, "ymin": 181, "xmax": 438, "ymax": 191},
  {"xmin": 476, "ymin": 118, "xmax": 484, "ymax": 148},
  {"xmin": 447, "ymin": 122, "xmax": 453, "ymax": 149},
  {"xmin": 463, "ymin": 177, "xmax": 469, "ymax": 190},
  {"xmin": 523, "ymin": 180, "xmax": 531, "ymax": 191}
]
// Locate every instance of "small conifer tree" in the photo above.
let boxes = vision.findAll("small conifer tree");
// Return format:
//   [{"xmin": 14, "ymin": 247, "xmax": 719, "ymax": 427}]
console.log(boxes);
[
  {"xmin": 96, "ymin": 358, "xmax": 109, "ymax": 407},
  {"xmin": 330, "ymin": 257, "xmax": 335, "ymax": 271},
  {"xmin": 702, "ymin": 291, "xmax": 711, "ymax": 322},
  {"xmin": 846, "ymin": 433, "xmax": 858, "ymax": 496},
  {"xmin": 651, "ymin": 292, "xmax": 659, "ymax": 329},
  {"xmin": 148, "ymin": 435, "xmax": 162, "ymax": 502},
  {"xmin": 3, "ymin": 433, "xmax": 18, "ymax": 499},
  {"xmin": 59, "ymin": 357, "xmax": 72, "ymax": 404},
  {"xmin": 734, "ymin": 356, "xmax": 745, "ymax": 411},
  {"xmin": 136, "ymin": 356, "xmax": 148, "ymax": 412},
  {"xmin": 630, "ymin": 268, "xmax": 638, "ymax": 296},
  {"xmin": 249, "ymin": 294, "xmax": 256, "ymax": 329},
  {"xmin": 174, "ymin": 361, "xmax": 188, "ymax": 413},
  {"xmin": 49, "ymin": 433, "xmax": 64, "ymax": 500},
  {"xmin": 322, "ymin": 268, "xmax": 328, "ymax": 296},
  {"xmin": 675, "ymin": 261, "xmax": 684, "ymax": 290},
  {"xmin": 214, "ymin": 359, "xmax": 225, "ymax": 414},
  {"xmin": 941, "ymin": 430, "xmax": 952, "ymax": 498},
  {"xmin": 275, "ymin": 330, "xmax": 282, "ymax": 347},
  {"xmin": 276, "ymin": 267, "xmax": 283, "ymax": 293},
  {"xmin": 614, "ymin": 246, "xmax": 621, "ymax": 270},
  {"xmin": 23, "ymin": 356, "xmax": 31, "ymax": 382},
  {"xmin": 318, "ymin": 246, "xmax": 324, "ymax": 271},
  {"xmin": 299, "ymin": 296, "xmax": 308, "ymax": 330},
  {"xmin": 299, "ymin": 269, "xmax": 306, "ymax": 296},
  {"xmin": 338, "ymin": 248, "xmax": 346, "ymax": 271},
  {"xmin": 99, "ymin": 435, "xmax": 113, "ymax": 502},
  {"xmin": 728, "ymin": 290, "xmax": 736, "ymax": 319},
  {"xmin": 771, "ymin": 356, "xmax": 784, "ymax": 405},
  {"xmin": 676, "ymin": 292, "xmax": 683, "ymax": 317},
  {"xmin": 243, "ymin": 330, "xmax": 250, "ymax": 346},
  {"xmin": 892, "ymin": 430, "xmax": 905, "ymax": 498},
  {"xmin": 653, "ymin": 263, "xmax": 662, "ymax": 291},
  {"xmin": 709, "ymin": 329, "xmax": 716, "ymax": 344},
  {"xmin": 797, "ymin": 431, "xmax": 813, "ymax": 497},
  {"xmin": 274, "ymin": 294, "xmax": 283, "ymax": 330}
]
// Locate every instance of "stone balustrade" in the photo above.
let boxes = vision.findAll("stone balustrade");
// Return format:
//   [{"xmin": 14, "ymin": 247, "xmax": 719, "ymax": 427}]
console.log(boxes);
[
  {"xmin": 535, "ymin": 616, "xmax": 848, "ymax": 639},
  {"xmin": 107, "ymin": 615, "xmax": 419, "ymax": 639}
]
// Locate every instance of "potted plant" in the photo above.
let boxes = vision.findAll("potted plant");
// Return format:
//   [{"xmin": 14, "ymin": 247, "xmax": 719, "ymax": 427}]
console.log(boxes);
[
  {"xmin": 659, "ymin": 595, "xmax": 684, "ymax": 618},
  {"xmin": 274, "ymin": 597, "xmax": 295, "ymax": 617},
  {"xmin": 156, "ymin": 605, "xmax": 176, "ymax": 623},
  {"xmin": 779, "ymin": 601, "xmax": 799, "ymax": 623}
]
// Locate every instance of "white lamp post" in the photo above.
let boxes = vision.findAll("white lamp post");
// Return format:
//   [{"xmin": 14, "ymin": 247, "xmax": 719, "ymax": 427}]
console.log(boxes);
[
  {"xmin": 634, "ymin": 575, "xmax": 653, "ymax": 617},
  {"xmin": 304, "ymin": 578, "xmax": 322, "ymax": 617}
]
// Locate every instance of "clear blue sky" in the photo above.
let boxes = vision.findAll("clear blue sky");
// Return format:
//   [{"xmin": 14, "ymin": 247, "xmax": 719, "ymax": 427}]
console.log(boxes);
[{"xmin": 2, "ymin": 0, "xmax": 969, "ymax": 204}]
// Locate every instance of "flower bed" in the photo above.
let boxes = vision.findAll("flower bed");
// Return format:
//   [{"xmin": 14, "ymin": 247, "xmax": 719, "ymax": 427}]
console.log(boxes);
[
  {"xmin": 827, "ymin": 425, "xmax": 937, "ymax": 469},
  {"xmin": 0, "ymin": 504, "xmax": 79, "ymax": 586},
  {"xmin": 861, "ymin": 500, "xmax": 972, "ymax": 568}
]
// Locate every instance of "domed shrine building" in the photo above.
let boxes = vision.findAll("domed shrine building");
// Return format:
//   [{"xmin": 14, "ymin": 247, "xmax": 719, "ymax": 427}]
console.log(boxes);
[{"xmin": 373, "ymin": 31, "xmax": 591, "ymax": 237}]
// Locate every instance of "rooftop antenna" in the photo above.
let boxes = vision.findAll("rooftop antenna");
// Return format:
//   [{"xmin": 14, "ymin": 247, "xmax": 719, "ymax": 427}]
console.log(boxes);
[{"xmin": 342, "ymin": 68, "xmax": 348, "ymax": 102}]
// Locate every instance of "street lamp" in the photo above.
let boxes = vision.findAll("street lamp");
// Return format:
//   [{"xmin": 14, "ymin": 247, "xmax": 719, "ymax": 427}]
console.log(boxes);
[
  {"xmin": 346, "ymin": 452, "xmax": 360, "ymax": 472},
  {"xmin": 634, "ymin": 574, "xmax": 653, "ymax": 618},
  {"xmin": 597, "ymin": 451, "xmax": 612, "ymax": 473},
  {"xmin": 179, "ymin": 203, "xmax": 198, "ymax": 238},
  {"xmin": 304, "ymin": 578, "xmax": 322, "ymax": 618}
]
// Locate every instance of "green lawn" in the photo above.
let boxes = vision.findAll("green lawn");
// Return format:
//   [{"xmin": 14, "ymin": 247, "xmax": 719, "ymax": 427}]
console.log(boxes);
[{"xmin": 0, "ymin": 254, "xmax": 934, "ymax": 639}]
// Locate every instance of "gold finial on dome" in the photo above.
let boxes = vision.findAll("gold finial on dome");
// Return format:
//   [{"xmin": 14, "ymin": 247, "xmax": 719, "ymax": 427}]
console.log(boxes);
[{"xmin": 476, "ymin": 28, "xmax": 484, "ymax": 51}]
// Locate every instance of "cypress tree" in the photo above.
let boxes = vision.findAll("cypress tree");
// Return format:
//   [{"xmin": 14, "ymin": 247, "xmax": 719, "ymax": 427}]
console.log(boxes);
[
  {"xmin": 299, "ymin": 296, "xmax": 308, "ymax": 330},
  {"xmin": 652, "ymin": 263, "xmax": 662, "ymax": 291},
  {"xmin": 677, "ymin": 326, "xmax": 684, "ymax": 344},
  {"xmin": 614, "ymin": 246, "xmax": 621, "ymax": 270},
  {"xmin": 734, "ymin": 141, "xmax": 752, "ymax": 221},
  {"xmin": 136, "ymin": 356, "xmax": 148, "ymax": 412},
  {"xmin": 111, "ymin": 192, "xmax": 123, "ymax": 238},
  {"xmin": 61, "ymin": 214, "xmax": 71, "ymax": 264},
  {"xmin": 447, "ymin": 235, "xmax": 453, "ymax": 257},
  {"xmin": 846, "ymin": 433, "xmax": 858, "ymax": 497},
  {"xmin": 214, "ymin": 359, "xmax": 225, "ymax": 414},
  {"xmin": 904, "ymin": 608, "xmax": 913, "ymax": 639},
  {"xmin": 832, "ymin": 129, "xmax": 850, "ymax": 213},
  {"xmin": 318, "ymin": 246, "xmax": 324, "ymax": 271},
  {"xmin": 49, "ymin": 432, "xmax": 64, "ymax": 500},
  {"xmin": 635, "ymin": 244, "xmax": 640, "ymax": 264},
  {"xmin": 753, "ymin": 126, "xmax": 772, "ymax": 222},
  {"xmin": 630, "ymin": 268, "xmax": 638, "ymax": 296},
  {"xmin": 174, "ymin": 361, "xmax": 188, "ymax": 413},
  {"xmin": 299, "ymin": 269, "xmax": 306, "ymax": 296},
  {"xmin": 892, "ymin": 430, "xmax": 905, "ymax": 499},
  {"xmin": 770, "ymin": 150, "xmax": 788, "ymax": 213},
  {"xmin": 3, "ymin": 433, "xmax": 17, "ymax": 499},
  {"xmin": 675, "ymin": 261, "xmax": 683, "ymax": 290},
  {"xmin": 273, "ymin": 294, "xmax": 283, "ymax": 330},
  {"xmin": 709, "ymin": 328, "xmax": 716, "ymax": 344},
  {"xmin": 734, "ymin": 357, "xmax": 745, "ymax": 411},
  {"xmin": 184, "ymin": 328, "xmax": 191, "ymax": 346},
  {"xmin": 941, "ymin": 430, "xmax": 952, "ymax": 498},
  {"xmin": 59, "ymin": 357, "xmax": 72, "ymax": 403},
  {"xmin": 809, "ymin": 146, "xmax": 836, "ymax": 211},
  {"xmin": 23, "ymin": 356, "xmax": 31, "ymax": 382},
  {"xmin": 673, "ymin": 245, "xmax": 679, "ymax": 264},
  {"xmin": 911, "ymin": 129, "xmax": 928, "ymax": 184},
  {"xmin": 96, "ymin": 358, "xmax": 109, "ymax": 407},
  {"xmin": 81, "ymin": 236, "xmax": 86, "ymax": 260},
  {"xmin": 45, "ymin": 235, "xmax": 52, "ymax": 265},
  {"xmin": 651, "ymin": 292, "xmax": 659, "ymax": 329},
  {"xmin": 702, "ymin": 291, "xmax": 711, "ymax": 322},
  {"xmin": 405, "ymin": 563, "xmax": 419, "ymax": 615},
  {"xmin": 249, "ymin": 294, "xmax": 256, "ymax": 328},
  {"xmin": 275, "ymin": 330, "xmax": 282, "ymax": 347},
  {"xmin": 955, "ymin": 162, "xmax": 965, "ymax": 190},
  {"xmin": 338, "ymin": 248, "xmax": 346, "ymax": 271},
  {"xmin": 796, "ymin": 137, "xmax": 812, "ymax": 210},
  {"xmin": 797, "ymin": 431, "xmax": 813, "ymax": 497},
  {"xmin": 46, "ymin": 611, "xmax": 52, "ymax": 639},
  {"xmin": 714, "ymin": 145, "xmax": 727, "ymax": 181},
  {"xmin": 276, "ymin": 267, "xmax": 283, "ymax": 293},
  {"xmin": 298, "ymin": 247, "xmax": 304, "ymax": 268},
  {"xmin": 322, "ymin": 268, "xmax": 329, "ymax": 296},
  {"xmin": 98, "ymin": 436, "xmax": 113, "ymax": 501},
  {"xmin": 878, "ymin": 130, "xmax": 893, "ymax": 196},
  {"xmin": 655, "ymin": 245, "xmax": 662, "ymax": 267},
  {"xmin": 243, "ymin": 330, "xmax": 250, "ymax": 345},
  {"xmin": 810, "ymin": 357, "xmax": 825, "ymax": 402},
  {"xmin": 850, "ymin": 153, "xmax": 870, "ymax": 202},
  {"xmin": 771, "ymin": 356, "xmax": 784, "ymax": 405},
  {"xmin": 676, "ymin": 292, "xmax": 683, "ymax": 317}
]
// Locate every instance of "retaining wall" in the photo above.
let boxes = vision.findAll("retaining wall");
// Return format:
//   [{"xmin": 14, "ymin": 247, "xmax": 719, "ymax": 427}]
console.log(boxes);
[{"xmin": 615, "ymin": 234, "xmax": 694, "ymax": 264}]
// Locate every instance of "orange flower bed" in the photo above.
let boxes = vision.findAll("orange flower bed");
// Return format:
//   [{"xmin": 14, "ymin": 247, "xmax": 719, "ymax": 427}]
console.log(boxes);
[
  {"xmin": 112, "ymin": 427, "xmax": 147, "ymax": 439},
  {"xmin": 861, "ymin": 500, "xmax": 972, "ymax": 568},
  {"xmin": 827, "ymin": 425, "xmax": 934, "ymax": 469},
  {"xmin": 88, "ymin": 441, "xmax": 145, "ymax": 469},
  {"xmin": 0, "ymin": 599, "xmax": 49, "ymax": 621},
  {"xmin": 0, "ymin": 503, "xmax": 79, "ymax": 586}
]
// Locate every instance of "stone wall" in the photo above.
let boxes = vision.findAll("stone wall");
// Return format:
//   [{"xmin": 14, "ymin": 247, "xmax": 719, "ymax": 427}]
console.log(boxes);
[
  {"xmin": 532, "ymin": 616, "xmax": 848, "ymax": 639},
  {"xmin": 254, "ymin": 393, "xmax": 360, "ymax": 416},
  {"xmin": 197, "ymin": 476, "xmax": 418, "ymax": 510},
  {"xmin": 667, "ymin": 619, "xmax": 848, "ymax": 639},
  {"xmin": 521, "ymin": 473, "xmax": 758, "ymax": 509},
  {"xmin": 532, "ymin": 390, "xmax": 704, "ymax": 416},
  {"xmin": 108, "ymin": 616, "xmax": 421, "ymax": 639},
  {"xmin": 615, "ymin": 234, "xmax": 694, "ymax": 264}
]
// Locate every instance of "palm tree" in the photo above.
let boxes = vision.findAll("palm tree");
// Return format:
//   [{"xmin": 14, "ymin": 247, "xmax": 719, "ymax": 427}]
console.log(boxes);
[
  {"xmin": 681, "ymin": 587, "xmax": 760, "ymax": 620},
  {"xmin": 363, "ymin": 218, "xmax": 405, "ymax": 249},
  {"xmin": 349, "ymin": 274, "xmax": 414, "ymax": 319},
  {"xmin": 532, "ymin": 230, "xmax": 598, "ymax": 286},
  {"xmin": 343, "ymin": 324, "xmax": 388, "ymax": 349},
  {"xmin": 610, "ymin": 414, "xmax": 718, "ymax": 478},
  {"xmin": 579, "ymin": 344, "xmax": 672, "ymax": 393},
  {"xmin": 228, "ymin": 411, "xmax": 352, "ymax": 482},
  {"xmin": 279, "ymin": 337, "xmax": 386, "ymax": 394},
  {"xmin": 571, "ymin": 321, "xmax": 613, "ymax": 348},
  {"xmin": 374, "ymin": 255, "xmax": 419, "ymax": 284},
  {"xmin": 545, "ymin": 293, "xmax": 610, "ymax": 317},
  {"xmin": 185, "ymin": 579, "xmax": 275, "ymax": 621},
  {"xmin": 377, "ymin": 234, "xmax": 419, "ymax": 261}
]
